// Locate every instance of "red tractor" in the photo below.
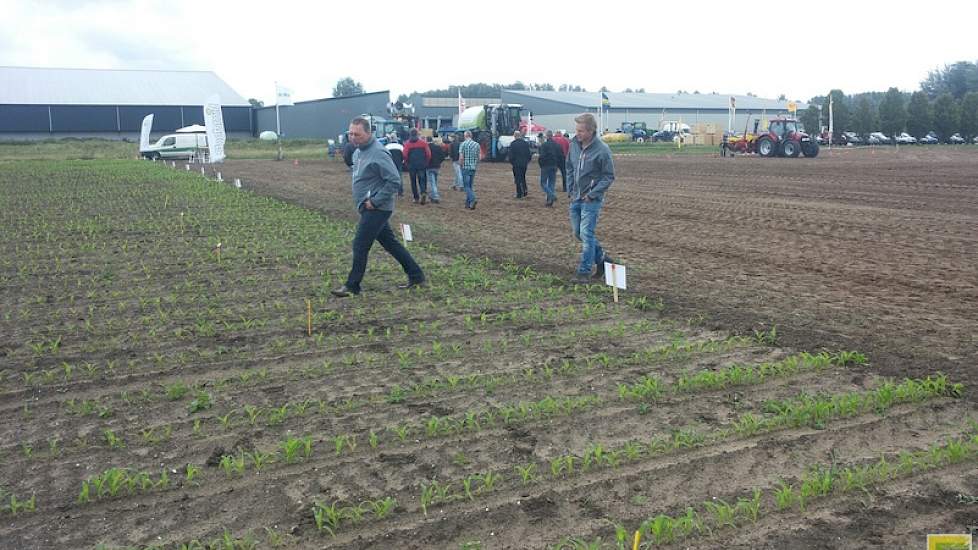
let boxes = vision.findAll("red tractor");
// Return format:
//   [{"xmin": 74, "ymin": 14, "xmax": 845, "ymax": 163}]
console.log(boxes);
[{"xmin": 723, "ymin": 117, "xmax": 819, "ymax": 158}]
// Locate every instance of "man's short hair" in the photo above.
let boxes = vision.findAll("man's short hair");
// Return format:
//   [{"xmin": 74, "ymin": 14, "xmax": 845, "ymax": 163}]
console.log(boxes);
[
  {"xmin": 464, "ymin": 131, "xmax": 472, "ymax": 138},
  {"xmin": 545, "ymin": 130, "xmax": 553, "ymax": 138},
  {"xmin": 350, "ymin": 117, "xmax": 371, "ymax": 134},
  {"xmin": 513, "ymin": 131, "xmax": 522, "ymax": 138},
  {"xmin": 574, "ymin": 113, "xmax": 598, "ymax": 133}
]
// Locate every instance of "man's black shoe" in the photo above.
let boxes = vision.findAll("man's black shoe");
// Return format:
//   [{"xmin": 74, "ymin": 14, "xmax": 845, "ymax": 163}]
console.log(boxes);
[
  {"xmin": 330, "ymin": 285, "xmax": 359, "ymax": 298},
  {"xmin": 420, "ymin": 193, "xmax": 427, "ymax": 205},
  {"xmin": 593, "ymin": 256, "xmax": 618, "ymax": 279},
  {"xmin": 397, "ymin": 279, "xmax": 427, "ymax": 290},
  {"xmin": 470, "ymin": 200, "xmax": 477, "ymax": 210}
]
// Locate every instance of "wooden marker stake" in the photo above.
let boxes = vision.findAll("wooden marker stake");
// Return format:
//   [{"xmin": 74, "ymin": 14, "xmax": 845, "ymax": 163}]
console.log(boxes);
[
  {"xmin": 306, "ymin": 299, "xmax": 312, "ymax": 336},
  {"xmin": 164, "ymin": 195, "xmax": 169, "ymax": 210}
]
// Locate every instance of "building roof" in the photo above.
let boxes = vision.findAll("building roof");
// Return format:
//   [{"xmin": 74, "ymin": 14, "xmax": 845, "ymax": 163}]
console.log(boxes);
[
  {"xmin": 504, "ymin": 89, "xmax": 805, "ymax": 111},
  {"xmin": 0, "ymin": 66, "xmax": 250, "ymax": 106}
]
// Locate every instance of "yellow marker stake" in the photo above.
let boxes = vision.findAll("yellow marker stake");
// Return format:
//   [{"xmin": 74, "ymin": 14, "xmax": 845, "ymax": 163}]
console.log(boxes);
[
  {"xmin": 306, "ymin": 299, "xmax": 312, "ymax": 336},
  {"xmin": 632, "ymin": 530, "xmax": 641, "ymax": 550}
]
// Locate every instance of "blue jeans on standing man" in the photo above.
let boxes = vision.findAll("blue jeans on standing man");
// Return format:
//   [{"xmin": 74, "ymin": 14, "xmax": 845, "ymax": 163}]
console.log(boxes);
[
  {"xmin": 462, "ymin": 169, "xmax": 477, "ymax": 208},
  {"xmin": 540, "ymin": 166, "xmax": 557, "ymax": 203},
  {"xmin": 569, "ymin": 199, "xmax": 604, "ymax": 276},
  {"xmin": 425, "ymin": 168, "xmax": 441, "ymax": 201},
  {"xmin": 345, "ymin": 208, "xmax": 424, "ymax": 293},
  {"xmin": 453, "ymin": 161, "xmax": 463, "ymax": 188}
]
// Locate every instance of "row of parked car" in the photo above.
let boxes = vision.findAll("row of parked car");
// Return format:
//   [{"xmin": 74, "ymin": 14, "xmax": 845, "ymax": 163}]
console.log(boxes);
[{"xmin": 818, "ymin": 131, "xmax": 977, "ymax": 146}]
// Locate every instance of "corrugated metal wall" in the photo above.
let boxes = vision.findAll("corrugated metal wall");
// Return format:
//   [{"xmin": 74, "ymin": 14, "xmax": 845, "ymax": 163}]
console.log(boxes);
[
  {"xmin": 255, "ymin": 92, "xmax": 390, "ymax": 140},
  {"xmin": 0, "ymin": 104, "xmax": 253, "ymax": 136}
]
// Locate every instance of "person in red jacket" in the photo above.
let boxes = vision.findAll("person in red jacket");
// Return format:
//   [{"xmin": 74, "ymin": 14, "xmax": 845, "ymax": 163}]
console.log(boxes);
[
  {"xmin": 551, "ymin": 131, "xmax": 571, "ymax": 192},
  {"xmin": 402, "ymin": 129, "xmax": 432, "ymax": 204}
]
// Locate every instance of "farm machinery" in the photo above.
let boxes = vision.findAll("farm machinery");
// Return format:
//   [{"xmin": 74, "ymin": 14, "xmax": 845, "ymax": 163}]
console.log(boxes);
[
  {"xmin": 723, "ymin": 117, "xmax": 819, "ymax": 158},
  {"xmin": 457, "ymin": 103, "xmax": 526, "ymax": 161}
]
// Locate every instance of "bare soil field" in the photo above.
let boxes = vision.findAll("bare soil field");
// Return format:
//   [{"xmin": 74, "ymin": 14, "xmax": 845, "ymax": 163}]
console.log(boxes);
[
  {"xmin": 1, "ymin": 149, "xmax": 976, "ymax": 550},
  {"xmin": 223, "ymin": 145, "xmax": 978, "ymax": 383}
]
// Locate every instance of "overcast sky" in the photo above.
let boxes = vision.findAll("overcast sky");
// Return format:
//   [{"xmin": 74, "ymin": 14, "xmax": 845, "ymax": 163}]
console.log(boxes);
[{"xmin": 4, "ymin": 1, "xmax": 976, "ymax": 105}]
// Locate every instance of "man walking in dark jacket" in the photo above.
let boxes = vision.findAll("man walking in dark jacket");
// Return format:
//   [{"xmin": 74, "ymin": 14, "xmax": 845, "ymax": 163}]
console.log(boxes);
[
  {"xmin": 537, "ymin": 130, "xmax": 562, "ymax": 207},
  {"xmin": 509, "ymin": 131, "xmax": 532, "ymax": 198},
  {"xmin": 425, "ymin": 137, "xmax": 445, "ymax": 203},
  {"xmin": 402, "ymin": 129, "xmax": 431, "ymax": 204},
  {"xmin": 551, "ymin": 131, "xmax": 571, "ymax": 191},
  {"xmin": 331, "ymin": 117, "xmax": 425, "ymax": 297},
  {"xmin": 384, "ymin": 139, "xmax": 405, "ymax": 197}
]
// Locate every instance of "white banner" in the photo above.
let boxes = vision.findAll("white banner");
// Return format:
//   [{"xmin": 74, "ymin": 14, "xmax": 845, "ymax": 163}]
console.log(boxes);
[
  {"xmin": 276, "ymin": 83, "xmax": 294, "ymax": 107},
  {"xmin": 203, "ymin": 94, "xmax": 226, "ymax": 163},
  {"xmin": 139, "ymin": 113, "xmax": 154, "ymax": 152}
]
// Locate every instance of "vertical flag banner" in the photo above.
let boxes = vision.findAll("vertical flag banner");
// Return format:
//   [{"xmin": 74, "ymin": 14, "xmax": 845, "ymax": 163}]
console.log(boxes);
[
  {"xmin": 458, "ymin": 90, "xmax": 466, "ymax": 116},
  {"xmin": 601, "ymin": 92, "xmax": 611, "ymax": 111},
  {"xmin": 139, "ymin": 113, "xmax": 154, "ymax": 152},
  {"xmin": 203, "ymin": 94, "xmax": 226, "ymax": 163}
]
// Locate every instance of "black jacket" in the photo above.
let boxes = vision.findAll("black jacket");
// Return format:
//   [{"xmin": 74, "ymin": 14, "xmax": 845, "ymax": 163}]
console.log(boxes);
[
  {"xmin": 449, "ymin": 139, "xmax": 461, "ymax": 161},
  {"xmin": 342, "ymin": 141, "xmax": 356, "ymax": 167},
  {"xmin": 427, "ymin": 142, "xmax": 446, "ymax": 168},
  {"xmin": 509, "ymin": 138, "xmax": 531, "ymax": 166},
  {"xmin": 538, "ymin": 139, "xmax": 563, "ymax": 168}
]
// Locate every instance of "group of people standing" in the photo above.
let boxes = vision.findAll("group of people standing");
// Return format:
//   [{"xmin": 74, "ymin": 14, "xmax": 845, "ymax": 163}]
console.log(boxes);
[
  {"xmin": 508, "ymin": 129, "xmax": 571, "ymax": 207},
  {"xmin": 332, "ymin": 113, "xmax": 615, "ymax": 297}
]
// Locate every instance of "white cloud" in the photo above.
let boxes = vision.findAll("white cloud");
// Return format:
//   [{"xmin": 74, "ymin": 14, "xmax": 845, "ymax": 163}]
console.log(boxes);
[{"xmin": 3, "ymin": 0, "xmax": 977, "ymax": 104}]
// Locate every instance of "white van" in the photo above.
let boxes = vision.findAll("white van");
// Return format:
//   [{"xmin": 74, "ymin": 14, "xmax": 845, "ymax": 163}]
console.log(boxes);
[{"xmin": 141, "ymin": 133, "xmax": 208, "ymax": 160}]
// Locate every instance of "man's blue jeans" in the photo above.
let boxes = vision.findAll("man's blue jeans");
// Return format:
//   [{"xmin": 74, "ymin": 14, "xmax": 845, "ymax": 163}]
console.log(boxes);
[
  {"xmin": 462, "ymin": 169, "xmax": 477, "ymax": 207},
  {"xmin": 540, "ymin": 167, "xmax": 557, "ymax": 201},
  {"xmin": 453, "ymin": 161, "xmax": 463, "ymax": 187},
  {"xmin": 569, "ymin": 199, "xmax": 604, "ymax": 276},
  {"xmin": 425, "ymin": 168, "xmax": 440, "ymax": 201},
  {"xmin": 345, "ymin": 208, "xmax": 423, "ymax": 293}
]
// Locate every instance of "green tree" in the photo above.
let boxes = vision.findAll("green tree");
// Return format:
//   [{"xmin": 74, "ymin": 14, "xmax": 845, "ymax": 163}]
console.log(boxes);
[
  {"xmin": 247, "ymin": 98, "xmax": 264, "ymax": 108},
  {"xmin": 852, "ymin": 96, "xmax": 876, "ymax": 135},
  {"xmin": 877, "ymin": 87, "xmax": 906, "ymax": 136},
  {"xmin": 959, "ymin": 92, "xmax": 978, "ymax": 139},
  {"xmin": 333, "ymin": 77, "xmax": 365, "ymax": 97},
  {"xmin": 932, "ymin": 93, "xmax": 960, "ymax": 140},
  {"xmin": 799, "ymin": 104, "xmax": 821, "ymax": 135},
  {"xmin": 905, "ymin": 91, "xmax": 932, "ymax": 137},
  {"xmin": 922, "ymin": 61, "xmax": 978, "ymax": 99}
]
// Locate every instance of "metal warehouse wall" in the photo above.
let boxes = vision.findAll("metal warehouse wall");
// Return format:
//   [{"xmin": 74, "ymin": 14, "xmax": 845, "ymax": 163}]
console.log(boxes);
[
  {"xmin": 255, "ymin": 92, "xmax": 390, "ymax": 140},
  {"xmin": 525, "ymin": 110, "xmax": 793, "ymax": 136},
  {"xmin": 0, "ymin": 104, "xmax": 253, "ymax": 136}
]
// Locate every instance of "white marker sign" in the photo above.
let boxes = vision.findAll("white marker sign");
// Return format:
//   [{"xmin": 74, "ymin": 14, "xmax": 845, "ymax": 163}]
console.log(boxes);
[
  {"xmin": 401, "ymin": 224, "xmax": 413, "ymax": 242},
  {"xmin": 604, "ymin": 262, "xmax": 626, "ymax": 290}
]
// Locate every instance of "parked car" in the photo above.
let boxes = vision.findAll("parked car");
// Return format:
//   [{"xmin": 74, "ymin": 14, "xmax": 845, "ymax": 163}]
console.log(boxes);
[
  {"xmin": 948, "ymin": 133, "xmax": 966, "ymax": 144},
  {"xmin": 920, "ymin": 132, "xmax": 939, "ymax": 145},
  {"xmin": 140, "ymin": 133, "xmax": 208, "ymax": 159},
  {"xmin": 973, "ymin": 135, "xmax": 978, "ymax": 144},
  {"xmin": 894, "ymin": 132, "xmax": 917, "ymax": 144},
  {"xmin": 867, "ymin": 132, "xmax": 891, "ymax": 145},
  {"xmin": 841, "ymin": 131, "xmax": 863, "ymax": 145}
]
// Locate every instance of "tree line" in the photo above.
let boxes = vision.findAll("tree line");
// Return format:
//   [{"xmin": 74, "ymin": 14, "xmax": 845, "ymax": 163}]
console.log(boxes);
[{"xmin": 798, "ymin": 61, "xmax": 978, "ymax": 139}]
